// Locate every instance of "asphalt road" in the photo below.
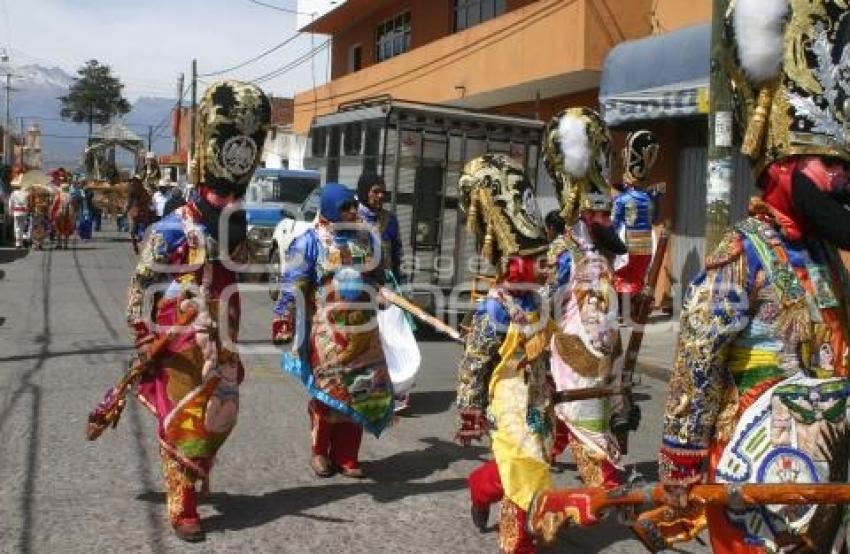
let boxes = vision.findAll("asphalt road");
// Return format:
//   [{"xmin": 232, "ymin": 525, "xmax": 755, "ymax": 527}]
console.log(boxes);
[{"xmin": 0, "ymin": 232, "xmax": 709, "ymax": 553}]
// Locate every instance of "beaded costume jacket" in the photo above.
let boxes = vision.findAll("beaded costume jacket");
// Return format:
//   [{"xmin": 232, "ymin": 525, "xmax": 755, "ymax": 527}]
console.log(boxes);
[{"xmin": 659, "ymin": 212, "xmax": 850, "ymax": 485}]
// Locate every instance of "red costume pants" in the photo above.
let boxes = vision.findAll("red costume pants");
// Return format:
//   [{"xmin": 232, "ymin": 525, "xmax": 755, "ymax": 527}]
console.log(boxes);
[
  {"xmin": 614, "ymin": 253, "xmax": 651, "ymax": 294},
  {"xmin": 160, "ymin": 449, "xmax": 207, "ymax": 528},
  {"xmin": 468, "ymin": 460, "xmax": 535, "ymax": 554},
  {"xmin": 308, "ymin": 399, "xmax": 363, "ymax": 470}
]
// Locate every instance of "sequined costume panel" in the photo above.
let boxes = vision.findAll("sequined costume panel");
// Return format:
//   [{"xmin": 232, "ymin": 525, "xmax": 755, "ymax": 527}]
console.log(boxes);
[
  {"xmin": 468, "ymin": 291, "xmax": 554, "ymax": 511},
  {"xmin": 128, "ymin": 206, "xmax": 244, "ymax": 475}
]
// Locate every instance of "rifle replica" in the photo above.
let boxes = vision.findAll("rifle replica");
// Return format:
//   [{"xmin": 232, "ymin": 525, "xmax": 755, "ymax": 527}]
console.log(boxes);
[
  {"xmin": 552, "ymin": 228, "xmax": 670, "ymax": 454},
  {"xmin": 528, "ymin": 481, "xmax": 850, "ymax": 548},
  {"xmin": 85, "ymin": 303, "xmax": 198, "ymax": 441}
]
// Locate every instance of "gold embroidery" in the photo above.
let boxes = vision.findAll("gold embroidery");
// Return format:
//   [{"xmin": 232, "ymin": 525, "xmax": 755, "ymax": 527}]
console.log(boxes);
[
  {"xmin": 498, "ymin": 500, "xmax": 522, "ymax": 554},
  {"xmin": 553, "ymin": 332, "xmax": 603, "ymax": 378}
]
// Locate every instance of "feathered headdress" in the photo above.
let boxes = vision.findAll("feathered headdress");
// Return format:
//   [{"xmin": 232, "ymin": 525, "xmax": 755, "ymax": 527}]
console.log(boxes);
[
  {"xmin": 727, "ymin": 0, "xmax": 850, "ymax": 176},
  {"xmin": 542, "ymin": 107, "xmax": 613, "ymax": 224}
]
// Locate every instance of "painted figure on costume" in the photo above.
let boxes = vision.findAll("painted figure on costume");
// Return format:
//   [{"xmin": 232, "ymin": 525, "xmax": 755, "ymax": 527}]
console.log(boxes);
[
  {"xmin": 455, "ymin": 153, "xmax": 553, "ymax": 554},
  {"xmin": 658, "ymin": 2, "xmax": 850, "ymax": 552},
  {"xmin": 541, "ymin": 107, "xmax": 630, "ymax": 490},
  {"xmin": 273, "ymin": 182, "xmax": 393, "ymax": 479},
  {"xmin": 612, "ymin": 129, "xmax": 661, "ymax": 316},
  {"xmin": 124, "ymin": 81, "xmax": 270, "ymax": 541}
]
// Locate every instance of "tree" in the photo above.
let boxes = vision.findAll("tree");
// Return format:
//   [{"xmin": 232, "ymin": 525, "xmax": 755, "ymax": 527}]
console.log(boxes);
[{"xmin": 59, "ymin": 60, "xmax": 131, "ymax": 135}]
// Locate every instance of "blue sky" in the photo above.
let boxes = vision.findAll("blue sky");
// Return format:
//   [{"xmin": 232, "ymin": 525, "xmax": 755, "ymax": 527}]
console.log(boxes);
[{"xmin": 4, "ymin": 0, "xmax": 330, "ymax": 100}]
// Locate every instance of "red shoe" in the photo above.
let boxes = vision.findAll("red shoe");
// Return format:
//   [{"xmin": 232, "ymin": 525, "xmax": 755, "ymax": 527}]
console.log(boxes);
[
  {"xmin": 173, "ymin": 519, "xmax": 204, "ymax": 542},
  {"xmin": 338, "ymin": 464, "xmax": 365, "ymax": 478}
]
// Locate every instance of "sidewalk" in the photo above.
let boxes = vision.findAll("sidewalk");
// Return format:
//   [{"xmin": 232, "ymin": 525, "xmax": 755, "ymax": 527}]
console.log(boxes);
[{"xmin": 628, "ymin": 310, "xmax": 680, "ymax": 383}]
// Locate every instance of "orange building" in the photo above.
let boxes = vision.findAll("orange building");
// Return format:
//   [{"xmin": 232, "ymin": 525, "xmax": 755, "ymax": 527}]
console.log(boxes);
[{"xmin": 294, "ymin": 0, "xmax": 715, "ymax": 310}]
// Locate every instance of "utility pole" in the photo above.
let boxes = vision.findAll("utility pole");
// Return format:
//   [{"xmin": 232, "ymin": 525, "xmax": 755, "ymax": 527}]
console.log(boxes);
[
  {"xmin": 174, "ymin": 72, "xmax": 184, "ymax": 154},
  {"xmin": 704, "ymin": 0, "xmax": 734, "ymax": 253},
  {"xmin": 147, "ymin": 125, "xmax": 153, "ymax": 152},
  {"xmin": 189, "ymin": 59, "xmax": 197, "ymax": 184},
  {"xmin": 4, "ymin": 73, "xmax": 12, "ymax": 166}
]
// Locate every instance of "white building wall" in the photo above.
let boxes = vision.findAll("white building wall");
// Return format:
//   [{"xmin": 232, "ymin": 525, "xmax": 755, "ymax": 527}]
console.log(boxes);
[{"xmin": 261, "ymin": 126, "xmax": 308, "ymax": 170}]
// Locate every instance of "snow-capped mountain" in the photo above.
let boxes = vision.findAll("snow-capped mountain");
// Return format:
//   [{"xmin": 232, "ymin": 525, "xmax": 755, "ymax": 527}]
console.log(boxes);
[
  {"xmin": 3, "ymin": 64, "xmax": 74, "ymax": 91},
  {"xmin": 2, "ymin": 63, "xmax": 176, "ymax": 169}
]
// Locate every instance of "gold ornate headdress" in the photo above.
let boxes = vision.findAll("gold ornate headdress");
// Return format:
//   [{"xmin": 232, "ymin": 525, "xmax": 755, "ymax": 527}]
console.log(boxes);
[
  {"xmin": 196, "ymin": 80, "xmax": 271, "ymax": 195},
  {"xmin": 458, "ymin": 153, "xmax": 548, "ymax": 266}
]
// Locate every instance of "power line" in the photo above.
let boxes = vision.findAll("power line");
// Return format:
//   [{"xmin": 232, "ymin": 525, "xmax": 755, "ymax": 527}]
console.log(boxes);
[
  {"xmin": 17, "ymin": 115, "xmax": 162, "ymax": 129},
  {"xmin": 250, "ymin": 40, "xmax": 330, "ymax": 85},
  {"xmin": 198, "ymin": 32, "xmax": 303, "ymax": 77},
  {"xmin": 244, "ymin": 0, "xmax": 312, "ymax": 16},
  {"xmin": 146, "ymin": 82, "xmax": 192, "ymax": 142}
]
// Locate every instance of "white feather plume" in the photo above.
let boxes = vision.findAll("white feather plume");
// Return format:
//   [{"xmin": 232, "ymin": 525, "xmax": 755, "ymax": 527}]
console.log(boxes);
[
  {"xmin": 558, "ymin": 114, "xmax": 589, "ymax": 178},
  {"xmin": 733, "ymin": 0, "xmax": 790, "ymax": 83}
]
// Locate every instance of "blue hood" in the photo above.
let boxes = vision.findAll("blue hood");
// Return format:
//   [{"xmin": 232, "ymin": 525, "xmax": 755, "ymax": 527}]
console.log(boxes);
[{"xmin": 320, "ymin": 183, "xmax": 355, "ymax": 223}]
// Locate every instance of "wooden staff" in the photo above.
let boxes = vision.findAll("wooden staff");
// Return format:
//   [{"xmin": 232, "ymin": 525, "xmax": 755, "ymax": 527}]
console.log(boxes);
[
  {"xmin": 616, "ymin": 227, "xmax": 669, "ymax": 454},
  {"xmin": 379, "ymin": 287, "xmax": 463, "ymax": 342},
  {"xmin": 529, "ymin": 482, "xmax": 850, "ymax": 546}
]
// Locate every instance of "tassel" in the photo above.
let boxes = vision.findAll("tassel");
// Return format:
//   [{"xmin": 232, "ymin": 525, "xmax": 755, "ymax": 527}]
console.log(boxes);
[
  {"xmin": 466, "ymin": 193, "xmax": 479, "ymax": 234},
  {"xmin": 741, "ymin": 85, "xmax": 774, "ymax": 157},
  {"xmin": 482, "ymin": 224, "xmax": 495, "ymax": 264}
]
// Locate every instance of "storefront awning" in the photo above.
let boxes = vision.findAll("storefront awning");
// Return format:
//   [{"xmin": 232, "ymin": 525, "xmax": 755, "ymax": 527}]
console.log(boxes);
[{"xmin": 600, "ymin": 23, "xmax": 709, "ymax": 127}]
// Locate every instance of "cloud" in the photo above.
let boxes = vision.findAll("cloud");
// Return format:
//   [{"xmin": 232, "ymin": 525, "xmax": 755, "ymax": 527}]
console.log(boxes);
[{"xmin": 5, "ymin": 0, "xmax": 329, "ymax": 100}]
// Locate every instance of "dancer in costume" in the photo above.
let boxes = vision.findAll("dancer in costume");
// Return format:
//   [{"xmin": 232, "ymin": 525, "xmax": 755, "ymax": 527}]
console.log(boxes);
[
  {"xmin": 141, "ymin": 151, "xmax": 162, "ymax": 194},
  {"xmin": 455, "ymin": 153, "xmax": 552, "ymax": 554},
  {"xmin": 356, "ymin": 172, "xmax": 419, "ymax": 413},
  {"xmin": 273, "ymin": 182, "xmax": 393, "ymax": 479},
  {"xmin": 125, "ymin": 176, "xmax": 152, "ymax": 254},
  {"xmin": 51, "ymin": 183, "xmax": 77, "ymax": 250},
  {"xmin": 612, "ymin": 130, "xmax": 660, "ymax": 322},
  {"xmin": 124, "ymin": 81, "xmax": 270, "ymax": 541},
  {"xmin": 541, "ymin": 107, "xmax": 629, "ymax": 490},
  {"xmin": 658, "ymin": 2, "xmax": 850, "ymax": 551},
  {"xmin": 9, "ymin": 184, "xmax": 30, "ymax": 249},
  {"xmin": 356, "ymin": 173, "xmax": 403, "ymax": 282},
  {"xmin": 28, "ymin": 184, "xmax": 53, "ymax": 250}
]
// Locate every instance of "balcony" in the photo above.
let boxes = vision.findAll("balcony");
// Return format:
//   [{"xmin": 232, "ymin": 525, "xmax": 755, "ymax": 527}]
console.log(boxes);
[{"xmin": 293, "ymin": 0, "xmax": 652, "ymax": 133}]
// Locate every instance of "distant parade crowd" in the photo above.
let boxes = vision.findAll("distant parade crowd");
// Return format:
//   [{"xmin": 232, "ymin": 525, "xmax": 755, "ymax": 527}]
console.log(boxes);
[{"xmin": 7, "ymin": 154, "xmax": 187, "ymax": 253}]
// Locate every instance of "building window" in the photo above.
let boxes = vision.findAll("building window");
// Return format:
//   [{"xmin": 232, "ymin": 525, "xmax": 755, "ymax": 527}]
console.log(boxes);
[
  {"xmin": 343, "ymin": 122, "xmax": 362, "ymax": 156},
  {"xmin": 453, "ymin": 0, "xmax": 506, "ymax": 32},
  {"xmin": 348, "ymin": 44, "xmax": 362, "ymax": 73},
  {"xmin": 310, "ymin": 127, "xmax": 327, "ymax": 157},
  {"xmin": 376, "ymin": 11, "xmax": 411, "ymax": 63}
]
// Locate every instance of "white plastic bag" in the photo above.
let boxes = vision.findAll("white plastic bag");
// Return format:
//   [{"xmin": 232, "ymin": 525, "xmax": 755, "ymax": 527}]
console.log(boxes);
[{"xmin": 377, "ymin": 304, "xmax": 421, "ymax": 396}]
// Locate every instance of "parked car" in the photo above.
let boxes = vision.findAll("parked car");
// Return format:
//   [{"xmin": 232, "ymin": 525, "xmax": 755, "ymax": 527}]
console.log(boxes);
[
  {"xmin": 267, "ymin": 187, "xmax": 321, "ymax": 300},
  {"xmin": 243, "ymin": 168, "xmax": 320, "ymax": 289}
]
